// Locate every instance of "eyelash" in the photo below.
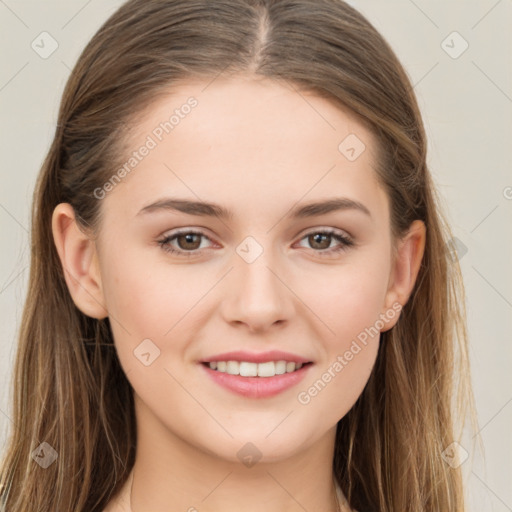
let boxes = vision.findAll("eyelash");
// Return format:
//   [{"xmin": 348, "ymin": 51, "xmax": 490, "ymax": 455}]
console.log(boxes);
[{"xmin": 157, "ymin": 228, "xmax": 354, "ymax": 258}]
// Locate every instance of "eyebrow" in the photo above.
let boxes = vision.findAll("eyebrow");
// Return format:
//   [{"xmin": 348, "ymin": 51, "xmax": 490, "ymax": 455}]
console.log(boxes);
[{"xmin": 137, "ymin": 196, "xmax": 372, "ymax": 220}]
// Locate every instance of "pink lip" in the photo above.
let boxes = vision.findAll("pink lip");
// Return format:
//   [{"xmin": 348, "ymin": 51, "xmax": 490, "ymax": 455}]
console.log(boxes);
[
  {"xmin": 200, "ymin": 362, "xmax": 313, "ymax": 399},
  {"xmin": 201, "ymin": 350, "xmax": 312, "ymax": 364}
]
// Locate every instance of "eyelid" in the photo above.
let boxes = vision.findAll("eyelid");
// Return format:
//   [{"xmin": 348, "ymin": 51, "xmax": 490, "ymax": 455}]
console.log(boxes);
[
  {"xmin": 160, "ymin": 227, "xmax": 214, "ymax": 240},
  {"xmin": 296, "ymin": 225, "xmax": 353, "ymax": 241}
]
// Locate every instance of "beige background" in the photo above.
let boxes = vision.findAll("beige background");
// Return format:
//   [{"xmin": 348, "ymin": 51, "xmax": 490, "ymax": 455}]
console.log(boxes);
[{"xmin": 1, "ymin": 1, "xmax": 511, "ymax": 510}]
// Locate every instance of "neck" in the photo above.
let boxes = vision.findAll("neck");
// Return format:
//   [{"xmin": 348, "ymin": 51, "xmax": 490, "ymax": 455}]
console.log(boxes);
[{"xmin": 129, "ymin": 397, "xmax": 343, "ymax": 512}]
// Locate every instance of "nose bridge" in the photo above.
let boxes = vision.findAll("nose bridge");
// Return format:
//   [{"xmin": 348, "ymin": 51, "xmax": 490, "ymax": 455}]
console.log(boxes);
[{"xmin": 222, "ymin": 234, "xmax": 293, "ymax": 330}]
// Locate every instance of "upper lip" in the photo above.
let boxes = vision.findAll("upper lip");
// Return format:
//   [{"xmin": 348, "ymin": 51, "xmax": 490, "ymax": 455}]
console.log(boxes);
[{"xmin": 201, "ymin": 350, "xmax": 312, "ymax": 364}]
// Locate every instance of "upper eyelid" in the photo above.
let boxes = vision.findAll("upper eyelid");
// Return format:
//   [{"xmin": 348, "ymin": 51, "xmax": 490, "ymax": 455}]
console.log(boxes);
[
  {"xmin": 160, "ymin": 229, "xmax": 217, "ymax": 247},
  {"xmin": 296, "ymin": 226, "xmax": 352, "ymax": 240}
]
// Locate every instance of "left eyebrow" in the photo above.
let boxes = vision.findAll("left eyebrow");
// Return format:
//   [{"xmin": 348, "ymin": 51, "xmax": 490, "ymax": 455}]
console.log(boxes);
[
  {"xmin": 136, "ymin": 196, "xmax": 372, "ymax": 220},
  {"xmin": 290, "ymin": 197, "xmax": 372, "ymax": 219}
]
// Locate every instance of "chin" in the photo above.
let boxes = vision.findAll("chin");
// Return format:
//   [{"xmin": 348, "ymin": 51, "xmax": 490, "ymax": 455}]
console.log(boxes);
[{"xmin": 193, "ymin": 426, "xmax": 319, "ymax": 466}]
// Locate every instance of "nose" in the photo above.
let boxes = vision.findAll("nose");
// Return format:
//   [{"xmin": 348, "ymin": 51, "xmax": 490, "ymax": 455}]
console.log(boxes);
[{"xmin": 220, "ymin": 246, "xmax": 295, "ymax": 334}]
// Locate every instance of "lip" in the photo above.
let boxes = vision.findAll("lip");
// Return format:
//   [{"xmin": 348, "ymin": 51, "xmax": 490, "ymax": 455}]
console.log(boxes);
[
  {"xmin": 201, "ymin": 350, "xmax": 312, "ymax": 364},
  {"xmin": 200, "ymin": 361, "xmax": 313, "ymax": 399}
]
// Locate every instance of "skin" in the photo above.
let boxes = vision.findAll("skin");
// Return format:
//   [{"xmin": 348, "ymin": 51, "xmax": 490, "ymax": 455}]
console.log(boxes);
[{"xmin": 52, "ymin": 75, "xmax": 426, "ymax": 512}]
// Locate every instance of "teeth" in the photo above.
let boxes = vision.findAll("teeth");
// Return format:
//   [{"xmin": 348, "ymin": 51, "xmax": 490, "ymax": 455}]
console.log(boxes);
[
  {"xmin": 207, "ymin": 360, "xmax": 306, "ymax": 377},
  {"xmin": 275, "ymin": 360, "xmax": 287, "ymax": 374},
  {"xmin": 257, "ymin": 361, "xmax": 275, "ymax": 377},
  {"xmin": 226, "ymin": 361, "xmax": 239, "ymax": 375},
  {"xmin": 240, "ymin": 362, "xmax": 258, "ymax": 377}
]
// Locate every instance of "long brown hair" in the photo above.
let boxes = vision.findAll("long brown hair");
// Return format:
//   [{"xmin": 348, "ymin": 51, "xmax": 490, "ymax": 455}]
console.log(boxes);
[{"xmin": 0, "ymin": 1, "xmax": 476, "ymax": 510}]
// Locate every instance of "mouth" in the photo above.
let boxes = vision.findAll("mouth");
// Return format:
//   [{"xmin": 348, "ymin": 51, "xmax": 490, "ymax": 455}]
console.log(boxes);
[
  {"xmin": 199, "ymin": 352, "xmax": 314, "ymax": 399},
  {"xmin": 202, "ymin": 360, "xmax": 313, "ymax": 377}
]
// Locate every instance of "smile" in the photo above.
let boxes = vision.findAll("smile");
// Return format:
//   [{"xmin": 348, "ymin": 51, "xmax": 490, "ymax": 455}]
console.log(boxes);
[
  {"xmin": 200, "ymin": 350, "xmax": 313, "ymax": 398},
  {"xmin": 205, "ymin": 360, "xmax": 308, "ymax": 377}
]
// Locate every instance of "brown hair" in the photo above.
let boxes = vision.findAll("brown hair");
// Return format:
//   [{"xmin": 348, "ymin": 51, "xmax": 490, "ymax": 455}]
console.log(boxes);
[{"xmin": 0, "ymin": 1, "xmax": 476, "ymax": 510}]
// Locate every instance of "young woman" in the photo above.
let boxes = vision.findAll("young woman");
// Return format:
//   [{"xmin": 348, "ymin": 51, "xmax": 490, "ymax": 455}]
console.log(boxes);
[{"xmin": 0, "ymin": 1, "xmax": 475, "ymax": 510}]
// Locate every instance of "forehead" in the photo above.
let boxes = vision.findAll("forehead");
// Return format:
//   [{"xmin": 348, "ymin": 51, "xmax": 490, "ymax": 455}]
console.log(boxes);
[
  {"xmin": 106, "ymin": 75, "xmax": 387, "ymax": 224},
  {"xmin": 133, "ymin": 75, "xmax": 374, "ymax": 162}
]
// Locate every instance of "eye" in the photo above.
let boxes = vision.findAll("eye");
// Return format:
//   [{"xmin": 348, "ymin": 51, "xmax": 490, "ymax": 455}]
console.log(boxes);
[
  {"xmin": 157, "ymin": 228, "xmax": 354, "ymax": 258},
  {"xmin": 158, "ymin": 229, "xmax": 215, "ymax": 257},
  {"xmin": 296, "ymin": 229, "xmax": 354, "ymax": 257}
]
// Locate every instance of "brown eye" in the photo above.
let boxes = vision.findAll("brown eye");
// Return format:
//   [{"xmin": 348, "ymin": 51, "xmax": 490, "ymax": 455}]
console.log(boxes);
[
  {"xmin": 307, "ymin": 233, "xmax": 332, "ymax": 250},
  {"xmin": 297, "ymin": 229, "xmax": 354, "ymax": 257},
  {"xmin": 175, "ymin": 233, "xmax": 202, "ymax": 250},
  {"xmin": 158, "ymin": 229, "xmax": 214, "ymax": 257}
]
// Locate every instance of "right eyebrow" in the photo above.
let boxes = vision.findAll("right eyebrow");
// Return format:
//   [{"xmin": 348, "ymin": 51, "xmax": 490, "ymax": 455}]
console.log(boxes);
[{"xmin": 137, "ymin": 198, "xmax": 232, "ymax": 220}]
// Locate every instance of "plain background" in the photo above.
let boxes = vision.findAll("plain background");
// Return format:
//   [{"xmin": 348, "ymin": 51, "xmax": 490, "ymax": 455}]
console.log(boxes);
[{"xmin": 0, "ymin": 1, "xmax": 511, "ymax": 510}]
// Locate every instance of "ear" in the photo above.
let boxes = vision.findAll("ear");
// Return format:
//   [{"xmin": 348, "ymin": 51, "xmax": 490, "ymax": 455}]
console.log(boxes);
[
  {"xmin": 380, "ymin": 220, "xmax": 426, "ymax": 332},
  {"xmin": 51, "ymin": 203, "xmax": 108, "ymax": 319}
]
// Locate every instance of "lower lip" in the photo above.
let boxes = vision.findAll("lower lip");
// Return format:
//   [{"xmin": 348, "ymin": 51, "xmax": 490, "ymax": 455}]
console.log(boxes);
[{"xmin": 200, "ymin": 363, "xmax": 312, "ymax": 399}]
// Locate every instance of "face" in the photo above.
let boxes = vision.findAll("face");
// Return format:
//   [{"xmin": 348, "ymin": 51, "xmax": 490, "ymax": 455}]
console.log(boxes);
[{"xmin": 89, "ymin": 75, "xmax": 405, "ymax": 463}]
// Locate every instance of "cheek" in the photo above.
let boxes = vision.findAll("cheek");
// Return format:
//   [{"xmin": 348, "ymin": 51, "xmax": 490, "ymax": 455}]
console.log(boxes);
[
  {"xmin": 101, "ymin": 249, "xmax": 209, "ymax": 333},
  {"xmin": 302, "ymin": 252, "xmax": 391, "ymax": 347},
  {"xmin": 296, "ymin": 341, "xmax": 379, "ymax": 426},
  {"xmin": 99, "ymin": 248, "xmax": 220, "ymax": 376},
  {"xmin": 295, "ymin": 267, "xmax": 386, "ymax": 421},
  {"xmin": 292, "ymin": 252, "xmax": 390, "ymax": 416}
]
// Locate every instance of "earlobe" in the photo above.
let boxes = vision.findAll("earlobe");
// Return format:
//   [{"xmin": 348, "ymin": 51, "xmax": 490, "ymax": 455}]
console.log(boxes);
[
  {"xmin": 51, "ymin": 203, "xmax": 108, "ymax": 319},
  {"xmin": 381, "ymin": 220, "xmax": 426, "ymax": 332}
]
